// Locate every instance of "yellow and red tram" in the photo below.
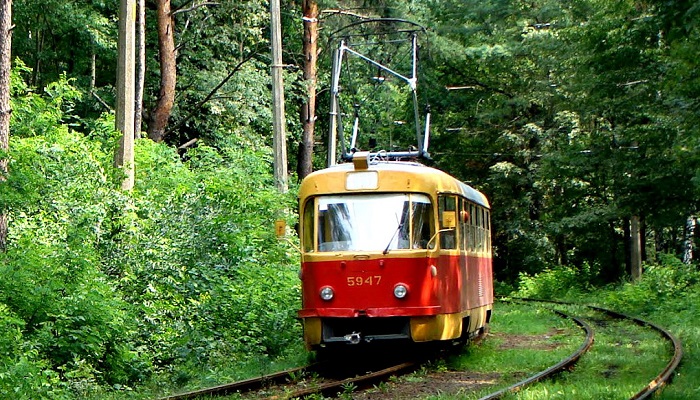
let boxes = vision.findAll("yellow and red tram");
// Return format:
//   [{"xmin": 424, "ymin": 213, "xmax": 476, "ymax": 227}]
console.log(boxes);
[{"xmin": 297, "ymin": 153, "xmax": 493, "ymax": 350}]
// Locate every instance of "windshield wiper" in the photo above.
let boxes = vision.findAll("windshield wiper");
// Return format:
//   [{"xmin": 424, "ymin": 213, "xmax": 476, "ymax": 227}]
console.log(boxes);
[{"xmin": 383, "ymin": 221, "xmax": 403, "ymax": 255}]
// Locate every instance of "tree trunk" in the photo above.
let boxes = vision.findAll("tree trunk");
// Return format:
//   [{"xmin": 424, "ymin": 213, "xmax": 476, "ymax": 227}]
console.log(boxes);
[
  {"xmin": 683, "ymin": 215, "xmax": 696, "ymax": 264},
  {"xmin": 630, "ymin": 215, "xmax": 642, "ymax": 280},
  {"xmin": 640, "ymin": 216, "xmax": 647, "ymax": 262},
  {"xmin": 623, "ymin": 217, "xmax": 631, "ymax": 276},
  {"xmin": 134, "ymin": 0, "xmax": 146, "ymax": 138},
  {"xmin": 0, "ymin": 0, "xmax": 11, "ymax": 251},
  {"xmin": 89, "ymin": 50, "xmax": 96, "ymax": 92},
  {"xmin": 31, "ymin": 24, "xmax": 40, "ymax": 87},
  {"xmin": 297, "ymin": 0, "xmax": 318, "ymax": 180},
  {"xmin": 148, "ymin": 0, "xmax": 176, "ymax": 143}
]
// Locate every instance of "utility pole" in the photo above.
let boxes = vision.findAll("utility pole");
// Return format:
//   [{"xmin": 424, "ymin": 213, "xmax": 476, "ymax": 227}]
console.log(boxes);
[
  {"xmin": 0, "ymin": 0, "xmax": 12, "ymax": 251},
  {"xmin": 270, "ymin": 0, "xmax": 288, "ymax": 192},
  {"xmin": 115, "ymin": 0, "xmax": 136, "ymax": 190},
  {"xmin": 630, "ymin": 216, "xmax": 642, "ymax": 281},
  {"xmin": 298, "ymin": 0, "xmax": 318, "ymax": 180}
]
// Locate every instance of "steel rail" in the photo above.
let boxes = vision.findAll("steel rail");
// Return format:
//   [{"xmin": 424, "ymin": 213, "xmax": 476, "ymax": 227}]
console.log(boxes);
[
  {"xmin": 159, "ymin": 360, "xmax": 419, "ymax": 400},
  {"xmin": 586, "ymin": 305, "xmax": 683, "ymax": 400},
  {"xmin": 477, "ymin": 307, "xmax": 595, "ymax": 400},
  {"xmin": 158, "ymin": 364, "xmax": 313, "ymax": 400},
  {"xmin": 271, "ymin": 361, "xmax": 418, "ymax": 399},
  {"xmin": 514, "ymin": 298, "xmax": 683, "ymax": 400}
]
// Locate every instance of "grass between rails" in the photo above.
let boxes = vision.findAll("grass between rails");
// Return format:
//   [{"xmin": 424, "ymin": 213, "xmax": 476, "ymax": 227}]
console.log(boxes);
[
  {"xmin": 482, "ymin": 304, "xmax": 671, "ymax": 400},
  {"xmin": 573, "ymin": 290, "xmax": 700, "ymax": 400},
  {"xmin": 88, "ymin": 261, "xmax": 700, "ymax": 399},
  {"xmin": 512, "ymin": 260, "xmax": 700, "ymax": 399},
  {"xmin": 356, "ymin": 303, "xmax": 583, "ymax": 400},
  {"xmin": 411, "ymin": 301, "xmax": 672, "ymax": 400}
]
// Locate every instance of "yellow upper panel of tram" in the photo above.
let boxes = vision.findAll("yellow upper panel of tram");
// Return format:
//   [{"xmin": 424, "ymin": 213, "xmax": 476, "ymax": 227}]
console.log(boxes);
[{"xmin": 299, "ymin": 162, "xmax": 490, "ymax": 209}]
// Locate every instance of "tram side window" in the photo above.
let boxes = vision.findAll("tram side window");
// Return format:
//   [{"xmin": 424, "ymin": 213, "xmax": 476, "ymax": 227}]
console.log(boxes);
[
  {"xmin": 459, "ymin": 199, "xmax": 468, "ymax": 251},
  {"xmin": 485, "ymin": 209, "xmax": 491, "ymax": 251},
  {"xmin": 411, "ymin": 196, "xmax": 434, "ymax": 249},
  {"xmin": 438, "ymin": 195, "xmax": 457, "ymax": 249},
  {"xmin": 467, "ymin": 203, "xmax": 474, "ymax": 252},
  {"xmin": 302, "ymin": 199, "xmax": 315, "ymax": 252},
  {"xmin": 483, "ymin": 208, "xmax": 491, "ymax": 251}
]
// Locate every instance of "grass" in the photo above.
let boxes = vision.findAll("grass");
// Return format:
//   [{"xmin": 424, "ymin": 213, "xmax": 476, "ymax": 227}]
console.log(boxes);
[
  {"xmin": 425, "ymin": 303, "xmax": 584, "ymax": 399},
  {"xmin": 577, "ymin": 289, "xmax": 700, "ymax": 399},
  {"xmin": 498, "ymin": 307, "xmax": 669, "ymax": 399},
  {"xmin": 88, "ymin": 261, "xmax": 700, "ymax": 399},
  {"xmin": 85, "ymin": 343, "xmax": 310, "ymax": 400},
  {"xmin": 426, "ymin": 301, "xmax": 675, "ymax": 400},
  {"xmin": 509, "ymin": 260, "xmax": 700, "ymax": 399}
]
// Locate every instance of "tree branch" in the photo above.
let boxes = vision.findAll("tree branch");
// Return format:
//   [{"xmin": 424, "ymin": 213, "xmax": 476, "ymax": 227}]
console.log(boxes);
[
  {"xmin": 172, "ymin": 1, "xmax": 218, "ymax": 16},
  {"xmin": 166, "ymin": 48, "xmax": 261, "ymax": 135},
  {"xmin": 178, "ymin": 138, "xmax": 198, "ymax": 149},
  {"xmin": 320, "ymin": 9, "xmax": 376, "ymax": 20},
  {"xmin": 91, "ymin": 91, "xmax": 114, "ymax": 112}
]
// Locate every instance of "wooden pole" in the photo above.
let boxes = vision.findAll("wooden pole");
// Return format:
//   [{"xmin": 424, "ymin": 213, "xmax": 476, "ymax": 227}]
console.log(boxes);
[
  {"xmin": 297, "ymin": 0, "xmax": 318, "ymax": 180},
  {"xmin": 0, "ymin": 0, "xmax": 12, "ymax": 251},
  {"xmin": 631, "ymin": 215, "xmax": 642, "ymax": 281},
  {"xmin": 270, "ymin": 0, "xmax": 288, "ymax": 192},
  {"xmin": 115, "ymin": 0, "xmax": 136, "ymax": 190}
]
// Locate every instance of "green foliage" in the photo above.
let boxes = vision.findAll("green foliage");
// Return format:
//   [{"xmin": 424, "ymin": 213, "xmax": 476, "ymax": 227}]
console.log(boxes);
[
  {"xmin": 2, "ymin": 70, "xmax": 302, "ymax": 397},
  {"xmin": 103, "ymin": 139, "xmax": 300, "ymax": 373},
  {"xmin": 12, "ymin": 0, "xmax": 117, "ymax": 90},
  {"xmin": 514, "ymin": 263, "xmax": 598, "ymax": 300},
  {"xmin": 602, "ymin": 254, "xmax": 700, "ymax": 314}
]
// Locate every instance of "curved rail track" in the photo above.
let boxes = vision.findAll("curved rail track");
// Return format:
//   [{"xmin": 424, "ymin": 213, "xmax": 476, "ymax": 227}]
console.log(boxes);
[
  {"xmin": 160, "ymin": 299, "xmax": 681, "ymax": 400},
  {"xmin": 584, "ymin": 304, "xmax": 682, "ymax": 400},
  {"xmin": 486, "ymin": 298, "xmax": 683, "ymax": 400},
  {"xmin": 159, "ymin": 361, "xmax": 419, "ymax": 400},
  {"xmin": 159, "ymin": 364, "xmax": 312, "ymax": 400},
  {"xmin": 477, "ymin": 307, "xmax": 595, "ymax": 400}
]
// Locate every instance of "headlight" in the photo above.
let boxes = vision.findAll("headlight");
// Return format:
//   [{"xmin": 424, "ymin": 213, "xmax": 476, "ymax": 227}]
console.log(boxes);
[
  {"xmin": 393, "ymin": 284, "xmax": 408, "ymax": 299},
  {"xmin": 320, "ymin": 286, "xmax": 334, "ymax": 301}
]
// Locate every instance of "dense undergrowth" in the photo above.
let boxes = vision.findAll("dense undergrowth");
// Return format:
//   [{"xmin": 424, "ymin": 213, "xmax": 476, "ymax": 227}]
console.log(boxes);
[
  {"xmin": 0, "ymin": 73, "xmax": 301, "ymax": 398},
  {"xmin": 2, "ymin": 71, "xmax": 698, "ymax": 399},
  {"xmin": 512, "ymin": 256, "xmax": 700, "ymax": 399}
]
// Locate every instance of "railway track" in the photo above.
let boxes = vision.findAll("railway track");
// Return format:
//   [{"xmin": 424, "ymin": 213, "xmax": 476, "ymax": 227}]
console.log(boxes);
[
  {"xmin": 159, "ymin": 300, "xmax": 681, "ymax": 400},
  {"xmin": 477, "ymin": 306, "xmax": 595, "ymax": 400},
  {"xmin": 159, "ymin": 359, "xmax": 421, "ymax": 400},
  {"xmin": 480, "ymin": 299, "xmax": 682, "ymax": 400}
]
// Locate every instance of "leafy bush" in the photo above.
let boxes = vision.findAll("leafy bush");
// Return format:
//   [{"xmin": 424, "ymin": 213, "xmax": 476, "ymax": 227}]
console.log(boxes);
[
  {"xmin": 107, "ymin": 139, "xmax": 300, "ymax": 372},
  {"xmin": 2, "ymin": 72, "xmax": 303, "ymax": 396},
  {"xmin": 0, "ymin": 304, "xmax": 68, "ymax": 399},
  {"xmin": 513, "ymin": 262, "xmax": 598, "ymax": 299},
  {"xmin": 602, "ymin": 254, "xmax": 700, "ymax": 314},
  {"xmin": 1, "ymin": 126, "xmax": 149, "ymax": 386}
]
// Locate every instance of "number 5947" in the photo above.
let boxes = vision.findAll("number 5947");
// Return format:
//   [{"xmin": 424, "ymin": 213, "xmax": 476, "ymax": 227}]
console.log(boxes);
[{"xmin": 347, "ymin": 276, "xmax": 382, "ymax": 286}]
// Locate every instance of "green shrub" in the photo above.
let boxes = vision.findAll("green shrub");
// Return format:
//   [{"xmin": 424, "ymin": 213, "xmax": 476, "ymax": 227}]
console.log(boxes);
[
  {"xmin": 603, "ymin": 254, "xmax": 700, "ymax": 313},
  {"xmin": 514, "ymin": 262, "xmax": 597, "ymax": 299},
  {"xmin": 0, "ymin": 304, "xmax": 71, "ymax": 399},
  {"xmin": 1, "ymin": 127, "xmax": 149, "ymax": 387},
  {"xmin": 102, "ymin": 139, "xmax": 300, "ymax": 373},
  {"xmin": 2, "ymin": 65, "xmax": 303, "ymax": 397}
]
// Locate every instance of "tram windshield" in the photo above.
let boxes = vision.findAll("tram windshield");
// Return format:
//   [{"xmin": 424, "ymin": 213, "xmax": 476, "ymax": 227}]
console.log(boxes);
[{"xmin": 314, "ymin": 193, "xmax": 434, "ymax": 252}]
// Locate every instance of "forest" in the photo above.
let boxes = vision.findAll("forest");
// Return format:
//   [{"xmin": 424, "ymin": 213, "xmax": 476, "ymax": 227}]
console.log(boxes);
[{"xmin": 0, "ymin": 0, "xmax": 699, "ymax": 398}]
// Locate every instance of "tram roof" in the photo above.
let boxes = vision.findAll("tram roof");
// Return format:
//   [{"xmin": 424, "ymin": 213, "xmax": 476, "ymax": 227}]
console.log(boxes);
[{"xmin": 300, "ymin": 161, "xmax": 490, "ymax": 208}]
